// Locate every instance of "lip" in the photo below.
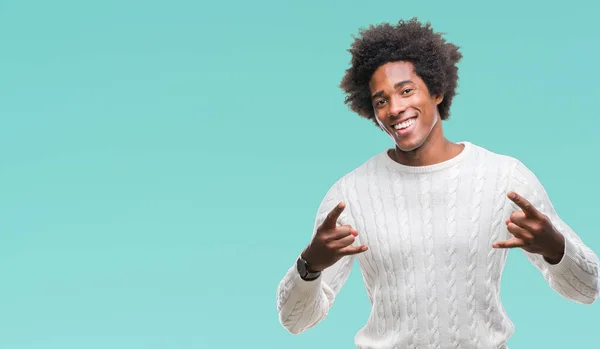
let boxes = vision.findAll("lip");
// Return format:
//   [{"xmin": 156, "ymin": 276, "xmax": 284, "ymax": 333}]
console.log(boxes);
[
  {"xmin": 390, "ymin": 116, "xmax": 417, "ymax": 126},
  {"xmin": 390, "ymin": 116, "xmax": 417, "ymax": 135}
]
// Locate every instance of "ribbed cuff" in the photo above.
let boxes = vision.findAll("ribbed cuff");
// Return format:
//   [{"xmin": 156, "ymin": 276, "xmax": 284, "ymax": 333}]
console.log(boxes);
[
  {"xmin": 545, "ymin": 236, "xmax": 578, "ymax": 275},
  {"xmin": 291, "ymin": 268, "xmax": 323, "ymax": 298}
]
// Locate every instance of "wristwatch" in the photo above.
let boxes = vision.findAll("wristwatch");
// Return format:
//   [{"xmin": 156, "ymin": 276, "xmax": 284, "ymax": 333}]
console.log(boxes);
[{"xmin": 296, "ymin": 256, "xmax": 321, "ymax": 281}]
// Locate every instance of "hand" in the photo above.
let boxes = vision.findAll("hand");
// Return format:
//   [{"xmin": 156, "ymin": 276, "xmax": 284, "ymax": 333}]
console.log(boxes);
[
  {"xmin": 301, "ymin": 202, "xmax": 368, "ymax": 272},
  {"xmin": 493, "ymin": 192, "xmax": 565, "ymax": 264}
]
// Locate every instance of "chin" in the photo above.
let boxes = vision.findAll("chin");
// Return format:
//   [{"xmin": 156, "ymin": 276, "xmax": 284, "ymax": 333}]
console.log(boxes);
[
  {"xmin": 393, "ymin": 135, "xmax": 426, "ymax": 152},
  {"xmin": 396, "ymin": 142, "xmax": 422, "ymax": 152}
]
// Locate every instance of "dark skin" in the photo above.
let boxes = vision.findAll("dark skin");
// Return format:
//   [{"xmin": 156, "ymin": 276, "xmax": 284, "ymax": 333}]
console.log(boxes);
[
  {"xmin": 495, "ymin": 192, "xmax": 565, "ymax": 264},
  {"xmin": 301, "ymin": 202, "xmax": 368, "ymax": 272},
  {"xmin": 368, "ymin": 61, "xmax": 463, "ymax": 166},
  {"xmin": 302, "ymin": 61, "xmax": 564, "ymax": 272}
]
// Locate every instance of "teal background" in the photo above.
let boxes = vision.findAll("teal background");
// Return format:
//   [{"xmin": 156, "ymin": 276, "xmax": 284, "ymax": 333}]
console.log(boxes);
[{"xmin": 1, "ymin": 0, "xmax": 599, "ymax": 348}]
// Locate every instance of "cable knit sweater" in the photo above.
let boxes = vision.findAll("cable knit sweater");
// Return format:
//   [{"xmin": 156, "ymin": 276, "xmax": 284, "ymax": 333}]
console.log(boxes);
[{"xmin": 276, "ymin": 142, "xmax": 599, "ymax": 349}]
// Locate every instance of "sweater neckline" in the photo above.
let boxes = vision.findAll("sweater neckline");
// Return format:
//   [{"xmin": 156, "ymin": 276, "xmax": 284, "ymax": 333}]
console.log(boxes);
[{"xmin": 380, "ymin": 141, "xmax": 473, "ymax": 174}]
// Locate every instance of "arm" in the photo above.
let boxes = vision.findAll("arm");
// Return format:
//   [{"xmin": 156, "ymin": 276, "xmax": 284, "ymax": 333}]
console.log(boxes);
[
  {"xmin": 275, "ymin": 181, "xmax": 360, "ymax": 334},
  {"xmin": 507, "ymin": 160, "xmax": 599, "ymax": 304}
]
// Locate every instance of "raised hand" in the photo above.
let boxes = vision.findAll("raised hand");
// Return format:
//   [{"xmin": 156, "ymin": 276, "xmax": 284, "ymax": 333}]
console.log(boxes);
[
  {"xmin": 493, "ymin": 192, "xmax": 565, "ymax": 264},
  {"xmin": 301, "ymin": 202, "xmax": 368, "ymax": 272}
]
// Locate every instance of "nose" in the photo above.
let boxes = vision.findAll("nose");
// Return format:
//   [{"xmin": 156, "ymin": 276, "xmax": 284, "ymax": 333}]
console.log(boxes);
[{"xmin": 388, "ymin": 95, "xmax": 408, "ymax": 118}]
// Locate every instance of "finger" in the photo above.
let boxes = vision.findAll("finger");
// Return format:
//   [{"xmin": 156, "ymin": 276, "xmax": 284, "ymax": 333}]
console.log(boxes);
[
  {"xmin": 330, "ymin": 234, "xmax": 356, "ymax": 249},
  {"xmin": 509, "ymin": 214, "xmax": 541, "ymax": 235},
  {"xmin": 507, "ymin": 192, "xmax": 541, "ymax": 218},
  {"xmin": 325, "ymin": 225, "xmax": 358, "ymax": 241},
  {"xmin": 493, "ymin": 237, "xmax": 526, "ymax": 249},
  {"xmin": 320, "ymin": 202, "xmax": 346, "ymax": 230},
  {"xmin": 508, "ymin": 210, "xmax": 526, "ymax": 223},
  {"xmin": 508, "ymin": 210, "xmax": 529, "ymax": 229},
  {"xmin": 337, "ymin": 244, "xmax": 368, "ymax": 256},
  {"xmin": 506, "ymin": 222, "xmax": 534, "ymax": 242}
]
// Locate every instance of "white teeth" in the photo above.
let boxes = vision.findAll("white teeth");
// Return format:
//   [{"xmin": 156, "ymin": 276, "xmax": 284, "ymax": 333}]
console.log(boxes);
[{"xmin": 393, "ymin": 118, "xmax": 416, "ymax": 130}]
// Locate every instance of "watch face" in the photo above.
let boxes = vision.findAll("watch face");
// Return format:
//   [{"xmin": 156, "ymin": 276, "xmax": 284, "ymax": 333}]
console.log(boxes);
[{"xmin": 297, "ymin": 258, "xmax": 307, "ymax": 276}]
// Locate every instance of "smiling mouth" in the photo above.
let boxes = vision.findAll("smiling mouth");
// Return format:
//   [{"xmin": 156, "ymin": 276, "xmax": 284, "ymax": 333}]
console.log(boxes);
[{"xmin": 392, "ymin": 117, "xmax": 417, "ymax": 131}]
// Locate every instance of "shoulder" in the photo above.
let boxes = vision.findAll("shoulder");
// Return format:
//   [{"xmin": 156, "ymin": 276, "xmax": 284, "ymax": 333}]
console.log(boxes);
[
  {"xmin": 466, "ymin": 142, "xmax": 519, "ymax": 165},
  {"xmin": 465, "ymin": 142, "xmax": 539, "ymax": 183},
  {"xmin": 464, "ymin": 142, "xmax": 524, "ymax": 173},
  {"xmin": 320, "ymin": 150, "xmax": 388, "ymax": 197},
  {"xmin": 337, "ymin": 150, "xmax": 387, "ymax": 184},
  {"xmin": 313, "ymin": 151, "xmax": 386, "ymax": 217}
]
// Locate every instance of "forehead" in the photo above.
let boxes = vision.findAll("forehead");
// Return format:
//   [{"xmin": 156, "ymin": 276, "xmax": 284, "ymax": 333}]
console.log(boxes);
[{"xmin": 369, "ymin": 61, "xmax": 418, "ymax": 91}]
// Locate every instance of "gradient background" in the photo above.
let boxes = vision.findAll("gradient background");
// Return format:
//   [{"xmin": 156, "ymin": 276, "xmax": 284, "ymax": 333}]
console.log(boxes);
[{"xmin": 1, "ymin": 0, "xmax": 599, "ymax": 348}]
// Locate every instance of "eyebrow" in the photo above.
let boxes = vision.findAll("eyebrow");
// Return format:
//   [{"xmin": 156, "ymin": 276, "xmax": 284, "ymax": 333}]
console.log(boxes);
[{"xmin": 371, "ymin": 80, "xmax": 413, "ymax": 100}]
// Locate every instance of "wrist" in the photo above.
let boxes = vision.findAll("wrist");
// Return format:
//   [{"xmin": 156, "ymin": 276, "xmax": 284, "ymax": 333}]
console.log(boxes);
[
  {"xmin": 543, "ymin": 232, "xmax": 565, "ymax": 265},
  {"xmin": 297, "ymin": 254, "xmax": 322, "ymax": 281},
  {"xmin": 300, "ymin": 249, "xmax": 323, "ymax": 272}
]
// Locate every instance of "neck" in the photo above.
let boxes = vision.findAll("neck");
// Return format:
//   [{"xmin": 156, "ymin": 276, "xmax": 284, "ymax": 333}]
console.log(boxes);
[{"xmin": 390, "ymin": 124, "xmax": 463, "ymax": 167}]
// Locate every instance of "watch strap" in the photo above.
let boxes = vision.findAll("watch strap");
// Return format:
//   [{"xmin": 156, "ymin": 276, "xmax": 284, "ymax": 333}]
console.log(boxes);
[{"xmin": 297, "ymin": 257, "xmax": 321, "ymax": 281}]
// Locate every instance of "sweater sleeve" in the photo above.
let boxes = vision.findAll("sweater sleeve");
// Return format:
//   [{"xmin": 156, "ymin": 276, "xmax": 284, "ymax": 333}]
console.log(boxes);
[
  {"xmin": 275, "ymin": 180, "xmax": 356, "ymax": 334},
  {"xmin": 508, "ymin": 159, "xmax": 599, "ymax": 304}
]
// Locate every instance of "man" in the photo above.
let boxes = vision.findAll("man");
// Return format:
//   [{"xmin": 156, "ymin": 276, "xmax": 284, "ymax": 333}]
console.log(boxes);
[{"xmin": 275, "ymin": 18, "xmax": 599, "ymax": 348}]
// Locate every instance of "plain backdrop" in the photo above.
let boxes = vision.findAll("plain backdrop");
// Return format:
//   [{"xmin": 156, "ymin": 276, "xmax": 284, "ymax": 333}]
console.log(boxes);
[{"xmin": 1, "ymin": 0, "xmax": 599, "ymax": 348}]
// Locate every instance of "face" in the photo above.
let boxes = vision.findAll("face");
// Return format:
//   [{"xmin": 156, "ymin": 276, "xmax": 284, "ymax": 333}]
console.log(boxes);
[{"xmin": 369, "ymin": 61, "xmax": 444, "ymax": 152}]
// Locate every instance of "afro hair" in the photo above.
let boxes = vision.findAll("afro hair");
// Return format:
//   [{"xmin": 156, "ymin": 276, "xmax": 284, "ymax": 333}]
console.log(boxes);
[{"xmin": 339, "ymin": 18, "xmax": 463, "ymax": 126}]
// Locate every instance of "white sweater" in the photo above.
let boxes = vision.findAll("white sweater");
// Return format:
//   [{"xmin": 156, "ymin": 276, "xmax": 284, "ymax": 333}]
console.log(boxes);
[{"xmin": 276, "ymin": 142, "xmax": 599, "ymax": 349}]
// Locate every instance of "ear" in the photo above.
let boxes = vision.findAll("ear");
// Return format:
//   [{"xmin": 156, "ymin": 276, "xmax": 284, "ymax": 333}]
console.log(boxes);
[{"xmin": 434, "ymin": 95, "xmax": 444, "ymax": 105}]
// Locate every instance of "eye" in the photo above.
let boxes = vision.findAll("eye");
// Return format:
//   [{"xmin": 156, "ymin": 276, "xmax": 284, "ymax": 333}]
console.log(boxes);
[
  {"xmin": 401, "ymin": 88, "xmax": 414, "ymax": 95},
  {"xmin": 375, "ymin": 99, "xmax": 386, "ymax": 107}
]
